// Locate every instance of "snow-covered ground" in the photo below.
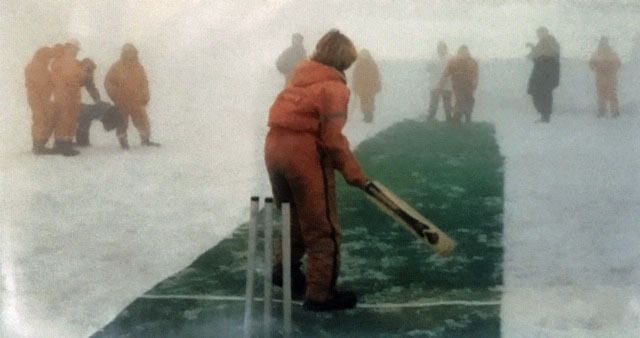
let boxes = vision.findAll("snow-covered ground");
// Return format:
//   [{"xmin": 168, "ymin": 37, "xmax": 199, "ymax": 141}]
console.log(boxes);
[{"xmin": 2, "ymin": 1, "xmax": 640, "ymax": 337}]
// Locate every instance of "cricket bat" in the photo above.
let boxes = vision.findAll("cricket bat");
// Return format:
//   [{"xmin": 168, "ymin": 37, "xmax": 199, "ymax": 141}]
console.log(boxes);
[{"xmin": 364, "ymin": 181, "xmax": 456, "ymax": 256}]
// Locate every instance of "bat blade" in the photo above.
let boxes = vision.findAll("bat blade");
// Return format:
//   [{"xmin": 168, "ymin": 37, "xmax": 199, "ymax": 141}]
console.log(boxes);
[{"xmin": 364, "ymin": 181, "xmax": 456, "ymax": 256}]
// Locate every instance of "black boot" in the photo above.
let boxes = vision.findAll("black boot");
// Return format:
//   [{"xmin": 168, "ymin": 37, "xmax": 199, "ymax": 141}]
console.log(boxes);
[
  {"xmin": 141, "ymin": 136, "xmax": 161, "ymax": 147},
  {"xmin": 32, "ymin": 140, "xmax": 56, "ymax": 155},
  {"xmin": 303, "ymin": 290, "xmax": 357, "ymax": 312},
  {"xmin": 75, "ymin": 129, "xmax": 90, "ymax": 147},
  {"xmin": 118, "ymin": 134, "xmax": 129, "ymax": 150},
  {"xmin": 272, "ymin": 262, "xmax": 306, "ymax": 299},
  {"xmin": 53, "ymin": 140, "xmax": 80, "ymax": 157}
]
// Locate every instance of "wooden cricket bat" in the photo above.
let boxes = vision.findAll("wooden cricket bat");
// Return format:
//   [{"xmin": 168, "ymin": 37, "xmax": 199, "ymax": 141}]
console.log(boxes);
[{"xmin": 364, "ymin": 181, "xmax": 456, "ymax": 256}]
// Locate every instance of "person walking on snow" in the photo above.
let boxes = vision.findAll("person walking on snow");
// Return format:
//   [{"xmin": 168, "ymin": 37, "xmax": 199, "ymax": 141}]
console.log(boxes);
[
  {"xmin": 589, "ymin": 36, "xmax": 621, "ymax": 118},
  {"xmin": 427, "ymin": 41, "xmax": 453, "ymax": 122},
  {"xmin": 352, "ymin": 49, "xmax": 381, "ymax": 123},
  {"xmin": 266, "ymin": 29, "xmax": 369, "ymax": 312},
  {"xmin": 276, "ymin": 33, "xmax": 308, "ymax": 86},
  {"xmin": 105, "ymin": 43, "xmax": 160, "ymax": 150},
  {"xmin": 526, "ymin": 26, "xmax": 560, "ymax": 123},
  {"xmin": 50, "ymin": 39, "xmax": 84, "ymax": 156},
  {"xmin": 441, "ymin": 45, "xmax": 478, "ymax": 124},
  {"xmin": 25, "ymin": 44, "xmax": 64, "ymax": 155}
]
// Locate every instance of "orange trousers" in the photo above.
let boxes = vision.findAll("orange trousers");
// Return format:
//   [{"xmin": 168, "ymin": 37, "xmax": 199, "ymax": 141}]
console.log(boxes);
[
  {"xmin": 597, "ymin": 83, "xmax": 619, "ymax": 117},
  {"xmin": 115, "ymin": 103, "xmax": 151, "ymax": 139},
  {"xmin": 27, "ymin": 90, "xmax": 54, "ymax": 144},
  {"xmin": 265, "ymin": 129, "xmax": 342, "ymax": 302},
  {"xmin": 52, "ymin": 85, "xmax": 82, "ymax": 142}
]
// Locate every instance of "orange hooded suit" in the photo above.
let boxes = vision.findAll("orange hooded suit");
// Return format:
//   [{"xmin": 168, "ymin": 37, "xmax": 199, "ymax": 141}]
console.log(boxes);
[
  {"xmin": 589, "ymin": 45, "xmax": 621, "ymax": 117},
  {"xmin": 352, "ymin": 50, "xmax": 381, "ymax": 122},
  {"xmin": 266, "ymin": 60, "xmax": 367, "ymax": 302},
  {"xmin": 104, "ymin": 45, "xmax": 151, "ymax": 143},
  {"xmin": 443, "ymin": 48, "xmax": 478, "ymax": 123},
  {"xmin": 51, "ymin": 48, "xmax": 83, "ymax": 142},
  {"xmin": 25, "ymin": 47, "xmax": 56, "ymax": 145}
]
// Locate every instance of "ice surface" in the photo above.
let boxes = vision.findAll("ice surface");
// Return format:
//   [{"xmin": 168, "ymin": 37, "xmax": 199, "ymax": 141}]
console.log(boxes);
[{"xmin": 2, "ymin": 1, "xmax": 640, "ymax": 337}]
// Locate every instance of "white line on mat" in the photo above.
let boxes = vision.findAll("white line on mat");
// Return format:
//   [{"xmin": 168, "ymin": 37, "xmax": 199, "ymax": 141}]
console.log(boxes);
[{"xmin": 140, "ymin": 294, "xmax": 500, "ymax": 308}]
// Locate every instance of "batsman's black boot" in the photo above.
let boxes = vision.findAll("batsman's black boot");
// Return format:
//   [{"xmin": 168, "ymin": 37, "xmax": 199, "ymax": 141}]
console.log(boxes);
[
  {"xmin": 303, "ymin": 290, "xmax": 357, "ymax": 312},
  {"xmin": 118, "ymin": 134, "xmax": 129, "ymax": 150},
  {"xmin": 75, "ymin": 130, "xmax": 90, "ymax": 147},
  {"xmin": 53, "ymin": 140, "xmax": 80, "ymax": 157},
  {"xmin": 272, "ymin": 262, "xmax": 306, "ymax": 299},
  {"xmin": 32, "ymin": 140, "xmax": 56, "ymax": 155},
  {"xmin": 141, "ymin": 136, "xmax": 161, "ymax": 147}
]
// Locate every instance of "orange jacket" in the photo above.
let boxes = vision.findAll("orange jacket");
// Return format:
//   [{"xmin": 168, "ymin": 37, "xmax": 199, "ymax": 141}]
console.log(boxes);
[
  {"xmin": 51, "ymin": 54, "xmax": 83, "ymax": 98},
  {"xmin": 444, "ymin": 54, "xmax": 478, "ymax": 92},
  {"xmin": 589, "ymin": 48, "xmax": 620, "ymax": 91},
  {"xmin": 25, "ymin": 50, "xmax": 54, "ymax": 108},
  {"xmin": 268, "ymin": 60, "xmax": 367, "ymax": 186},
  {"xmin": 104, "ymin": 60, "xmax": 150, "ymax": 107}
]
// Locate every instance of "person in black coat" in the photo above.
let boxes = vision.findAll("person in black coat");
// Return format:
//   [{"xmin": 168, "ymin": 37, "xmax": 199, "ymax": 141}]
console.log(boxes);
[{"xmin": 526, "ymin": 27, "xmax": 560, "ymax": 123}]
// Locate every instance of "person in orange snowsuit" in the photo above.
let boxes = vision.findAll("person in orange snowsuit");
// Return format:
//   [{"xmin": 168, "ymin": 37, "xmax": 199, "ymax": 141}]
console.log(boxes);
[
  {"xmin": 441, "ymin": 45, "xmax": 478, "ymax": 123},
  {"xmin": 266, "ymin": 29, "xmax": 369, "ymax": 312},
  {"xmin": 51, "ymin": 40, "xmax": 84, "ymax": 156},
  {"xmin": 589, "ymin": 36, "xmax": 621, "ymax": 118},
  {"xmin": 25, "ymin": 44, "xmax": 64, "ymax": 154},
  {"xmin": 104, "ymin": 43, "xmax": 159, "ymax": 149},
  {"xmin": 352, "ymin": 49, "xmax": 381, "ymax": 123}
]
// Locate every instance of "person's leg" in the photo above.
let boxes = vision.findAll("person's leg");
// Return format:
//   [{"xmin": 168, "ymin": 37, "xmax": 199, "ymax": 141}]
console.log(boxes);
[
  {"xmin": 442, "ymin": 90, "xmax": 453, "ymax": 122},
  {"xmin": 361, "ymin": 95, "xmax": 374, "ymax": 123},
  {"xmin": 597, "ymin": 86, "xmax": 606, "ymax": 117},
  {"xmin": 130, "ymin": 105, "xmax": 159, "ymax": 146},
  {"xmin": 427, "ymin": 89, "xmax": 440, "ymax": 121},
  {"xmin": 115, "ymin": 107, "xmax": 130, "ymax": 150},
  {"xmin": 29, "ymin": 94, "xmax": 55, "ymax": 154},
  {"xmin": 53, "ymin": 89, "xmax": 81, "ymax": 156}
]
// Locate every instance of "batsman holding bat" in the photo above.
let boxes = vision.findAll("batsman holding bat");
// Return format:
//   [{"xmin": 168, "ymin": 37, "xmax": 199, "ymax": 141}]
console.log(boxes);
[{"xmin": 265, "ymin": 29, "xmax": 456, "ymax": 313}]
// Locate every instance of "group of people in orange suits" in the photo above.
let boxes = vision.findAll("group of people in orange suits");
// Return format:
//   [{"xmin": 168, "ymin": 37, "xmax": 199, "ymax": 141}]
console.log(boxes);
[{"xmin": 25, "ymin": 40, "xmax": 159, "ymax": 156}]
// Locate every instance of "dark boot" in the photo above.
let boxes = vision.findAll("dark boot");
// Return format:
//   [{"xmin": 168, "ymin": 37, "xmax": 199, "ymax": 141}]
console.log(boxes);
[
  {"xmin": 272, "ymin": 262, "xmax": 306, "ymax": 299},
  {"xmin": 141, "ymin": 136, "xmax": 161, "ymax": 147},
  {"xmin": 118, "ymin": 134, "xmax": 129, "ymax": 150},
  {"xmin": 32, "ymin": 140, "xmax": 56, "ymax": 155},
  {"xmin": 53, "ymin": 140, "xmax": 80, "ymax": 157},
  {"xmin": 303, "ymin": 290, "xmax": 357, "ymax": 312},
  {"xmin": 75, "ymin": 129, "xmax": 90, "ymax": 147}
]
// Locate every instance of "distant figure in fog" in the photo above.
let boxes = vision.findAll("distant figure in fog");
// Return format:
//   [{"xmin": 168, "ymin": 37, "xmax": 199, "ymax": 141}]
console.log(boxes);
[
  {"xmin": 276, "ymin": 33, "xmax": 308, "ymax": 86},
  {"xmin": 25, "ymin": 44, "xmax": 64, "ymax": 155},
  {"xmin": 427, "ymin": 41, "xmax": 453, "ymax": 122},
  {"xmin": 589, "ymin": 37, "xmax": 621, "ymax": 118},
  {"xmin": 266, "ymin": 29, "xmax": 368, "ymax": 312},
  {"xmin": 51, "ymin": 39, "xmax": 84, "ymax": 156},
  {"xmin": 352, "ymin": 49, "xmax": 381, "ymax": 123},
  {"xmin": 441, "ymin": 45, "xmax": 478, "ymax": 124},
  {"xmin": 105, "ymin": 43, "xmax": 160, "ymax": 150},
  {"xmin": 526, "ymin": 26, "xmax": 560, "ymax": 123}
]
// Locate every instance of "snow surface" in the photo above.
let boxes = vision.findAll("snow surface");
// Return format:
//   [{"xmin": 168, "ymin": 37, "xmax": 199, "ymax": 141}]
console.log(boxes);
[{"xmin": 2, "ymin": 1, "xmax": 640, "ymax": 337}]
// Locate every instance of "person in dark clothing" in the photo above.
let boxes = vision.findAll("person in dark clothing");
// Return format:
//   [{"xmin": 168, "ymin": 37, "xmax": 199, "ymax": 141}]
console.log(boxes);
[
  {"xmin": 75, "ymin": 102, "xmax": 123, "ymax": 146},
  {"xmin": 526, "ymin": 26, "xmax": 560, "ymax": 123},
  {"xmin": 276, "ymin": 33, "xmax": 308, "ymax": 86}
]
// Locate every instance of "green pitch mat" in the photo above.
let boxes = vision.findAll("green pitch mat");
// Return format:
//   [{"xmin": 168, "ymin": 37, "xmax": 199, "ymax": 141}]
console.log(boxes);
[{"xmin": 92, "ymin": 120, "xmax": 504, "ymax": 337}]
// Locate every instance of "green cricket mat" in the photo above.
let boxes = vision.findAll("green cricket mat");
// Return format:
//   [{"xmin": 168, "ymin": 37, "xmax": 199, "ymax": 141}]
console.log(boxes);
[{"xmin": 91, "ymin": 120, "xmax": 504, "ymax": 338}]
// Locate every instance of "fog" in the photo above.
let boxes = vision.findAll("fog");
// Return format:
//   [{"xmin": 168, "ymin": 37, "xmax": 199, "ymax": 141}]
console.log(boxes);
[{"xmin": 2, "ymin": 0, "xmax": 640, "ymax": 337}]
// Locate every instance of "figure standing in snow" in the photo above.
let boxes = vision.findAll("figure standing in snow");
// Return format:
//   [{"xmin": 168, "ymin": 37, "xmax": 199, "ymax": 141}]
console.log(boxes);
[
  {"xmin": 51, "ymin": 39, "xmax": 84, "ymax": 156},
  {"xmin": 441, "ymin": 45, "xmax": 478, "ymax": 124},
  {"xmin": 25, "ymin": 44, "xmax": 64, "ymax": 155},
  {"xmin": 351, "ymin": 49, "xmax": 381, "ymax": 123},
  {"xmin": 589, "ymin": 37, "xmax": 621, "ymax": 118},
  {"xmin": 75, "ymin": 58, "xmax": 106, "ymax": 146},
  {"xmin": 276, "ymin": 33, "xmax": 308, "ymax": 86},
  {"xmin": 526, "ymin": 26, "xmax": 560, "ymax": 123},
  {"xmin": 266, "ymin": 29, "xmax": 369, "ymax": 312},
  {"xmin": 427, "ymin": 41, "xmax": 453, "ymax": 122},
  {"xmin": 105, "ymin": 43, "xmax": 160, "ymax": 150}
]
